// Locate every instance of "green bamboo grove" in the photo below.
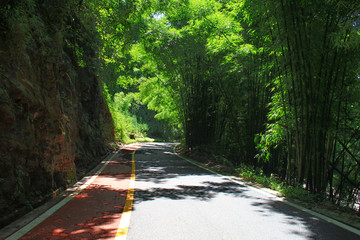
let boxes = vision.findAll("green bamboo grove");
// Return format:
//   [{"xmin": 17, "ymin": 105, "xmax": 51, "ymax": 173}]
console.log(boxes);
[{"xmin": 84, "ymin": 0, "xmax": 360, "ymax": 209}]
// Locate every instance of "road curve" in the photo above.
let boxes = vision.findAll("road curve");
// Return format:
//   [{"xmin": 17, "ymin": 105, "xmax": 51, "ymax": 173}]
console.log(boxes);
[{"xmin": 127, "ymin": 142, "xmax": 360, "ymax": 240}]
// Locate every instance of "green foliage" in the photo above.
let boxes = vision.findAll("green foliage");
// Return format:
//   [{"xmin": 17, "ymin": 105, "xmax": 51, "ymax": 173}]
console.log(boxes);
[
  {"xmin": 126, "ymin": 137, "xmax": 155, "ymax": 144},
  {"xmin": 66, "ymin": 168, "xmax": 76, "ymax": 184},
  {"xmin": 280, "ymin": 186, "xmax": 322, "ymax": 203},
  {"xmin": 235, "ymin": 164, "xmax": 324, "ymax": 203},
  {"xmin": 138, "ymin": 76, "xmax": 181, "ymax": 126},
  {"xmin": 235, "ymin": 165, "xmax": 284, "ymax": 191},
  {"xmin": 83, "ymin": 0, "xmax": 360, "ymax": 212},
  {"xmin": 103, "ymin": 84, "xmax": 149, "ymax": 142},
  {"xmin": 132, "ymin": 0, "xmax": 259, "ymax": 149}
]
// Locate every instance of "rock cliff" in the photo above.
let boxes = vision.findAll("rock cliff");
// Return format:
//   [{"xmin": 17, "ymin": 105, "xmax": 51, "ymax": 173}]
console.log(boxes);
[{"xmin": 0, "ymin": 0, "xmax": 114, "ymax": 226}]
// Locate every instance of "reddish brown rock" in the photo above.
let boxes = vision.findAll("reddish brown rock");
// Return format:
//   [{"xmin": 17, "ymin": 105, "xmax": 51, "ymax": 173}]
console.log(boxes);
[{"xmin": 0, "ymin": 1, "xmax": 115, "ymax": 227}]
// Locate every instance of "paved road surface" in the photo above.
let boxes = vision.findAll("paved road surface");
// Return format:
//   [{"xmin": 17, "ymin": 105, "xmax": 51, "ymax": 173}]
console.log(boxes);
[
  {"xmin": 3, "ymin": 143, "xmax": 144, "ymax": 240},
  {"xmin": 127, "ymin": 142, "xmax": 360, "ymax": 240},
  {"xmin": 3, "ymin": 142, "xmax": 360, "ymax": 239}
]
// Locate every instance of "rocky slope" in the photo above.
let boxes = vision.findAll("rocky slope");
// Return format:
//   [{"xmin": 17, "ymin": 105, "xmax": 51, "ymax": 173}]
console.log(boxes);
[{"xmin": 0, "ymin": 0, "xmax": 114, "ymax": 227}]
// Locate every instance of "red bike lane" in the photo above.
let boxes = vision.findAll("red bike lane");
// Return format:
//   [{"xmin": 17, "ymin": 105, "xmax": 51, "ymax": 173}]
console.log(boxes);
[{"xmin": 6, "ymin": 143, "xmax": 145, "ymax": 240}]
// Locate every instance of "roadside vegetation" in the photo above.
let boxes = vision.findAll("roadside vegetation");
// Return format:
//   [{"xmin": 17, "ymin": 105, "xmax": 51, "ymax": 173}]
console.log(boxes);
[
  {"xmin": 176, "ymin": 145, "xmax": 360, "ymax": 228},
  {"xmin": 1, "ymin": 0, "xmax": 359, "ymax": 227},
  {"xmin": 56, "ymin": 0, "xmax": 360, "ymax": 217}
]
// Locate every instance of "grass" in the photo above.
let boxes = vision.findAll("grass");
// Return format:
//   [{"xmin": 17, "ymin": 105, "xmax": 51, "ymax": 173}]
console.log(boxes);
[
  {"xmin": 235, "ymin": 165, "xmax": 285, "ymax": 192},
  {"xmin": 125, "ymin": 137, "xmax": 155, "ymax": 144},
  {"xmin": 123, "ymin": 138, "xmax": 179, "ymax": 144},
  {"xmin": 177, "ymin": 145, "xmax": 308, "ymax": 200},
  {"xmin": 234, "ymin": 165, "xmax": 326, "ymax": 203}
]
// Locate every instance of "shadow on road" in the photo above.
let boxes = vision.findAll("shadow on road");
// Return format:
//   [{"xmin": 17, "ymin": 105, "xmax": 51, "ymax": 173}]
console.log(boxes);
[
  {"xmin": 134, "ymin": 180, "xmax": 247, "ymax": 202},
  {"xmin": 129, "ymin": 143, "xmax": 359, "ymax": 240}
]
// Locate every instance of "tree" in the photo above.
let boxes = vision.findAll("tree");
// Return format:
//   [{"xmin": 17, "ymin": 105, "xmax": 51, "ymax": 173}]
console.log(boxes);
[{"xmin": 251, "ymin": 0, "xmax": 360, "ymax": 194}]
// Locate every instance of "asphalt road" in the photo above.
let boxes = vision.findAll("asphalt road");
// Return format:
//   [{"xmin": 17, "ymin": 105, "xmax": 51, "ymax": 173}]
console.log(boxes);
[
  {"xmin": 127, "ymin": 142, "xmax": 360, "ymax": 240},
  {"xmin": 3, "ymin": 143, "xmax": 145, "ymax": 240},
  {"xmin": 3, "ymin": 142, "xmax": 359, "ymax": 240}
]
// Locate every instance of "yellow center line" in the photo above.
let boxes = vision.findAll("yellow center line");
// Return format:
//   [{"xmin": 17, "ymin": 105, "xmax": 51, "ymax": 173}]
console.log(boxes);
[{"xmin": 115, "ymin": 145, "xmax": 140, "ymax": 240}]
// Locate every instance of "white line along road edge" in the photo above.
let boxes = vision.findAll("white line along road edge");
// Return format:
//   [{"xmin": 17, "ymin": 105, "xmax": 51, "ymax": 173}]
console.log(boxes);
[
  {"xmin": 6, "ymin": 151, "xmax": 119, "ymax": 240},
  {"xmin": 173, "ymin": 145, "xmax": 360, "ymax": 237}
]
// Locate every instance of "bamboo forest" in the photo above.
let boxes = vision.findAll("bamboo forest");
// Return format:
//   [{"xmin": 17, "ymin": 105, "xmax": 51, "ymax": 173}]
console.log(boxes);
[
  {"xmin": 91, "ymin": 0, "xmax": 360, "ymax": 210},
  {"xmin": 1, "ymin": 0, "xmax": 360, "ymax": 233}
]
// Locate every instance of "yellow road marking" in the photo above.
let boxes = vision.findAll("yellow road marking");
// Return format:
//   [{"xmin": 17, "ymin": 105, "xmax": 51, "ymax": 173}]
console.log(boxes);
[{"xmin": 115, "ymin": 148, "xmax": 138, "ymax": 240}]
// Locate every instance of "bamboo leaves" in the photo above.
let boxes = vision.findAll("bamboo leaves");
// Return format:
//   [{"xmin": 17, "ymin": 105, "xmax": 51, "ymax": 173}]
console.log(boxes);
[{"xmin": 94, "ymin": 0, "xmax": 360, "ymax": 207}]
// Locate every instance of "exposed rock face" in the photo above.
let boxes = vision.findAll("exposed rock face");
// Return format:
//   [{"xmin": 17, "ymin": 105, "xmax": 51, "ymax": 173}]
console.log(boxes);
[{"xmin": 0, "ymin": 1, "xmax": 114, "ymax": 226}]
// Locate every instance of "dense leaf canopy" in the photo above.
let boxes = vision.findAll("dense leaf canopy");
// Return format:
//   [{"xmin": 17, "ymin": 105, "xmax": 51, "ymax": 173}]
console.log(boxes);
[{"xmin": 83, "ymin": 0, "xmax": 360, "ymax": 209}]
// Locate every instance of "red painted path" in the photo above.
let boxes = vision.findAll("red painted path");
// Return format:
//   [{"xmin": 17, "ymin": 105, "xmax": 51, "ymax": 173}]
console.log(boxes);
[{"xmin": 6, "ymin": 143, "xmax": 144, "ymax": 240}]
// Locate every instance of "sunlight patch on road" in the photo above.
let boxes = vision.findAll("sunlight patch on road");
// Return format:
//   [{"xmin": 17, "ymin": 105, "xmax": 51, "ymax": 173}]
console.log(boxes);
[
  {"xmin": 163, "ymin": 151, "xmax": 176, "ymax": 155},
  {"xmin": 173, "ymin": 145, "xmax": 360, "ymax": 237}
]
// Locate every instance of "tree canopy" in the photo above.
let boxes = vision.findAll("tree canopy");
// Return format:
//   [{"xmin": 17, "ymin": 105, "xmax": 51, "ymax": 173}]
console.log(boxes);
[{"xmin": 83, "ymin": 0, "xmax": 360, "ymax": 210}]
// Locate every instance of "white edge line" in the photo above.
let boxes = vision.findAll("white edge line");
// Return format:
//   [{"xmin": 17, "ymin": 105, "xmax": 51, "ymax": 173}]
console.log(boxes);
[
  {"xmin": 173, "ymin": 146, "xmax": 360, "ymax": 236},
  {"xmin": 6, "ymin": 151, "xmax": 119, "ymax": 240}
]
